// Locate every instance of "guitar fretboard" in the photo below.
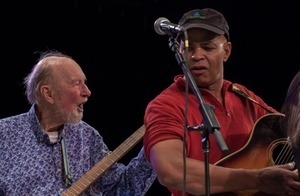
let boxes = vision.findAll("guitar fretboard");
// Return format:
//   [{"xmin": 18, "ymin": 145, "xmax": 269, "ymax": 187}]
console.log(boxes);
[{"xmin": 62, "ymin": 125, "xmax": 145, "ymax": 196}]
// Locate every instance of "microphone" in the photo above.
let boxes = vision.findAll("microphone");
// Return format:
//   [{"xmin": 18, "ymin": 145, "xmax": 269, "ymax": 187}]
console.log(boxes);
[{"xmin": 154, "ymin": 17, "xmax": 185, "ymax": 36}]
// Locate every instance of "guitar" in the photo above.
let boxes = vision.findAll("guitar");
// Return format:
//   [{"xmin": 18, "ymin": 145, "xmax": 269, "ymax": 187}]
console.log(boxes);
[
  {"xmin": 62, "ymin": 125, "xmax": 146, "ymax": 196},
  {"xmin": 213, "ymin": 113, "xmax": 294, "ymax": 196}
]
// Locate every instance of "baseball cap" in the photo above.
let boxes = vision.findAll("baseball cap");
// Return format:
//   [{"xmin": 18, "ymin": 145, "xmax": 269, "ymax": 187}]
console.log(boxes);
[{"xmin": 178, "ymin": 8, "xmax": 229, "ymax": 40}]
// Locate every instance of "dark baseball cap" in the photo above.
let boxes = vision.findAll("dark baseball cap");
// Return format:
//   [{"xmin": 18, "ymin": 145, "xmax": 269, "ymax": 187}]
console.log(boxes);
[{"xmin": 178, "ymin": 8, "xmax": 229, "ymax": 40}]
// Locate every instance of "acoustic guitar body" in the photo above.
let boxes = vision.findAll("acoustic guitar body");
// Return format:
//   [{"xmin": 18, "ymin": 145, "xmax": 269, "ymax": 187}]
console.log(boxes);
[{"xmin": 213, "ymin": 113, "xmax": 293, "ymax": 196}]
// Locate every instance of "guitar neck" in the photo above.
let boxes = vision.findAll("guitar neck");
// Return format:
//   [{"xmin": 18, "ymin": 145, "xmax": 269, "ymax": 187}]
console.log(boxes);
[{"xmin": 62, "ymin": 125, "xmax": 145, "ymax": 196}]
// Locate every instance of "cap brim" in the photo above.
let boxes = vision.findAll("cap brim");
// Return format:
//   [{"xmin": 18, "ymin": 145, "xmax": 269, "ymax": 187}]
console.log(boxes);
[{"xmin": 183, "ymin": 23, "xmax": 225, "ymax": 35}]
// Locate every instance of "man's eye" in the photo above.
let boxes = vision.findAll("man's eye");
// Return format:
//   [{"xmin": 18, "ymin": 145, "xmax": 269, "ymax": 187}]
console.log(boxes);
[
  {"xmin": 187, "ymin": 47, "xmax": 193, "ymax": 51},
  {"xmin": 202, "ymin": 46, "xmax": 214, "ymax": 51},
  {"xmin": 74, "ymin": 81, "xmax": 81, "ymax": 85}
]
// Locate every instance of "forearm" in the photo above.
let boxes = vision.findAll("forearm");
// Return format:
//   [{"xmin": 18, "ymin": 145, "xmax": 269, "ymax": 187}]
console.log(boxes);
[
  {"xmin": 208, "ymin": 166, "xmax": 258, "ymax": 194},
  {"xmin": 157, "ymin": 158, "xmax": 259, "ymax": 195}
]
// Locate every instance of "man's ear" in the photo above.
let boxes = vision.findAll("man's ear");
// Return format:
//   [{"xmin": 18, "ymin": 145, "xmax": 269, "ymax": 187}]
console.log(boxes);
[
  {"xmin": 223, "ymin": 41, "xmax": 232, "ymax": 62},
  {"xmin": 40, "ymin": 85, "xmax": 54, "ymax": 104}
]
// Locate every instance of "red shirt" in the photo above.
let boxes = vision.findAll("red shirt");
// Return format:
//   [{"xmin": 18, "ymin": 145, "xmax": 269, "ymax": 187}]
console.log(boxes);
[{"xmin": 143, "ymin": 75, "xmax": 279, "ymax": 196}]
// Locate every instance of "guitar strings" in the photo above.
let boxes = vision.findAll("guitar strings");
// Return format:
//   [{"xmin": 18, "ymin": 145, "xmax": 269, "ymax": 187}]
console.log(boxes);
[{"xmin": 273, "ymin": 139, "xmax": 294, "ymax": 165}]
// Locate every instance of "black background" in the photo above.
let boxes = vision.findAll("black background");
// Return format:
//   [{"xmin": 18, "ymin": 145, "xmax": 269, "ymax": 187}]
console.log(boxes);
[{"xmin": 1, "ymin": 0, "xmax": 299, "ymax": 195}]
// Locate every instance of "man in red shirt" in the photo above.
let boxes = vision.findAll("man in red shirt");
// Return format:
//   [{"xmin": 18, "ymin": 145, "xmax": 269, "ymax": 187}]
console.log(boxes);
[{"xmin": 143, "ymin": 8, "xmax": 300, "ymax": 196}]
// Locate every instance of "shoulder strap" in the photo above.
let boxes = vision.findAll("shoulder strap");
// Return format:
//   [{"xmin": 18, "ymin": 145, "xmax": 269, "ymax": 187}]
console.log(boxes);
[{"xmin": 231, "ymin": 84, "xmax": 276, "ymax": 113}]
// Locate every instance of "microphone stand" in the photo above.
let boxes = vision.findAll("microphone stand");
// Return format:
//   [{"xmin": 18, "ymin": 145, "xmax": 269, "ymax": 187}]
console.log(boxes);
[{"xmin": 168, "ymin": 36, "xmax": 229, "ymax": 196}]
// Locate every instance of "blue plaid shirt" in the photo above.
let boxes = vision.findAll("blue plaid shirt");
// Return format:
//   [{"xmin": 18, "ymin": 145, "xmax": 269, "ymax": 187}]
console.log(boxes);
[{"xmin": 0, "ymin": 105, "xmax": 156, "ymax": 196}]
